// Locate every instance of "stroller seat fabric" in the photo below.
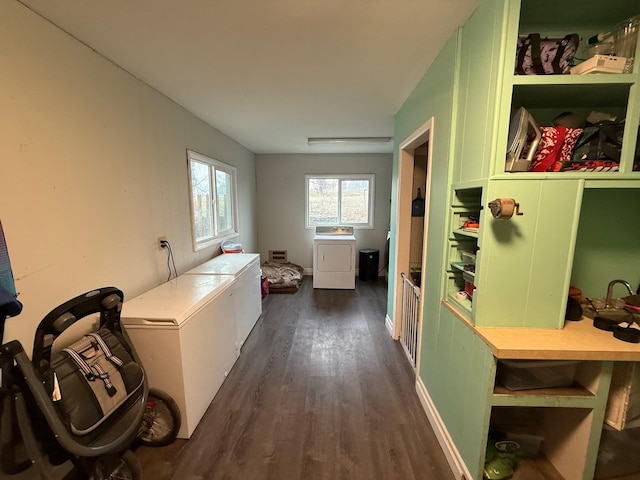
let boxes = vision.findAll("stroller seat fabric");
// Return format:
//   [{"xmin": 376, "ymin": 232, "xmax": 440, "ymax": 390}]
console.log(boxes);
[{"xmin": 47, "ymin": 327, "xmax": 145, "ymax": 436}]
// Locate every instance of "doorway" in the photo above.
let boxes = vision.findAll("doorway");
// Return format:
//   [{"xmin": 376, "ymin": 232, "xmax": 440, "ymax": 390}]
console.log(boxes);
[{"xmin": 392, "ymin": 118, "xmax": 434, "ymax": 372}]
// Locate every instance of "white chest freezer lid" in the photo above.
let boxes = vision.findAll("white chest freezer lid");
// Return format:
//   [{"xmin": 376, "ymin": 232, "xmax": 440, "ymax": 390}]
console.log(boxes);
[
  {"xmin": 121, "ymin": 274, "xmax": 234, "ymax": 326},
  {"xmin": 184, "ymin": 253, "xmax": 259, "ymax": 276}
]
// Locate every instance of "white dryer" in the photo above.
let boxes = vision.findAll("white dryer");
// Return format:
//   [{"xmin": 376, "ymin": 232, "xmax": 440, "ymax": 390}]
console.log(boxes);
[{"xmin": 313, "ymin": 226, "xmax": 356, "ymax": 289}]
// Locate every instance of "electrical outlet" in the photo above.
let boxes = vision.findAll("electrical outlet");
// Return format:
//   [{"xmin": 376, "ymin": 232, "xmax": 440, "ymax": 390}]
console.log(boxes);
[{"xmin": 158, "ymin": 236, "xmax": 167, "ymax": 250}]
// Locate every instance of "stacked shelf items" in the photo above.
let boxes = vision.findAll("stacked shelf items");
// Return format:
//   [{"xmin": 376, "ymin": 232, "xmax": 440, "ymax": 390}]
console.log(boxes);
[
  {"xmin": 497, "ymin": 0, "xmax": 640, "ymax": 177},
  {"xmin": 447, "ymin": 186, "xmax": 482, "ymax": 314}
]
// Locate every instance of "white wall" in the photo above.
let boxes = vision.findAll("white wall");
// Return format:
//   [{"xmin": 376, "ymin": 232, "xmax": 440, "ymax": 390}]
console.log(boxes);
[
  {"xmin": 256, "ymin": 154, "xmax": 392, "ymax": 271},
  {"xmin": 0, "ymin": 1, "xmax": 257, "ymax": 348}
]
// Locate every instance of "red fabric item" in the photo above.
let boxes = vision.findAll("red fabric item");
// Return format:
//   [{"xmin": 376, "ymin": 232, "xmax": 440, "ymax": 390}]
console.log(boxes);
[
  {"xmin": 530, "ymin": 126, "xmax": 582, "ymax": 172},
  {"xmin": 559, "ymin": 127, "xmax": 582, "ymax": 163},
  {"xmin": 530, "ymin": 126, "xmax": 566, "ymax": 172}
]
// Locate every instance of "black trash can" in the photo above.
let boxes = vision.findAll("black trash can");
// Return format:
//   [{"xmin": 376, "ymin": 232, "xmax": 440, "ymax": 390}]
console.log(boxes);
[{"xmin": 359, "ymin": 249, "xmax": 379, "ymax": 281}]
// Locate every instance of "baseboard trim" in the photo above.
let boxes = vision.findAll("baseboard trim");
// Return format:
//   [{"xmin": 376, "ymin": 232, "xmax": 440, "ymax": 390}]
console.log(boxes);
[
  {"xmin": 415, "ymin": 375, "xmax": 472, "ymax": 480},
  {"xmin": 385, "ymin": 314, "xmax": 394, "ymax": 337}
]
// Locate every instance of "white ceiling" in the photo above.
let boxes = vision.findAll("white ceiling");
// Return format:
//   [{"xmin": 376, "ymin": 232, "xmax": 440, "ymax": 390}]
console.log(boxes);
[{"xmin": 18, "ymin": 0, "xmax": 481, "ymax": 154}]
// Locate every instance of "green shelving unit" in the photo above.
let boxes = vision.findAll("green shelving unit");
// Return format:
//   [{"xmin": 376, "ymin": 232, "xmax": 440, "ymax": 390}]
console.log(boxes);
[{"xmin": 441, "ymin": 0, "xmax": 640, "ymax": 478}]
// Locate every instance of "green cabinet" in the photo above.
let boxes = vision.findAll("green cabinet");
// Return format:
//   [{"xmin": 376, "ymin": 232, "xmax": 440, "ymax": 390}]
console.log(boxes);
[
  {"xmin": 475, "ymin": 179, "xmax": 583, "ymax": 328},
  {"xmin": 439, "ymin": 0, "xmax": 640, "ymax": 478},
  {"xmin": 493, "ymin": 0, "xmax": 640, "ymax": 178},
  {"xmin": 454, "ymin": 0, "xmax": 505, "ymax": 183},
  {"xmin": 448, "ymin": 0, "xmax": 640, "ymax": 327},
  {"xmin": 453, "ymin": 0, "xmax": 640, "ymax": 180},
  {"xmin": 447, "ymin": 178, "xmax": 584, "ymax": 329}
]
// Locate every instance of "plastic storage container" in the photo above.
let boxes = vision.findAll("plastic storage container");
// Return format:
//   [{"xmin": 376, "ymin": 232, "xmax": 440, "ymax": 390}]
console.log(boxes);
[
  {"xmin": 459, "ymin": 250, "xmax": 476, "ymax": 265},
  {"xmin": 497, "ymin": 360, "xmax": 579, "ymax": 390},
  {"xmin": 505, "ymin": 432, "xmax": 544, "ymax": 457},
  {"xmin": 613, "ymin": 15, "xmax": 640, "ymax": 73},
  {"xmin": 221, "ymin": 240, "xmax": 244, "ymax": 253}
]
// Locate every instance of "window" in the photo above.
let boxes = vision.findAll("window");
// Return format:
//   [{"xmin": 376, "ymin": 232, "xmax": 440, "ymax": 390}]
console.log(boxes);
[
  {"xmin": 187, "ymin": 150, "xmax": 238, "ymax": 251},
  {"xmin": 305, "ymin": 174, "xmax": 375, "ymax": 228}
]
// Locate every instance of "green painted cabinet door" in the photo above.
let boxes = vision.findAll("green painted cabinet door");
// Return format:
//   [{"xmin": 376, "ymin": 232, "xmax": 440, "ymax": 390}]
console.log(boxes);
[
  {"xmin": 454, "ymin": 0, "xmax": 505, "ymax": 183},
  {"xmin": 474, "ymin": 179, "xmax": 584, "ymax": 328},
  {"xmin": 421, "ymin": 306, "xmax": 497, "ymax": 480}
]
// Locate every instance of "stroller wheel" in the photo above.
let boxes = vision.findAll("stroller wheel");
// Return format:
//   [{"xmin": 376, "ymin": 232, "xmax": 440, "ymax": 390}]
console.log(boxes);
[
  {"xmin": 90, "ymin": 449, "xmax": 141, "ymax": 480},
  {"xmin": 138, "ymin": 388, "xmax": 181, "ymax": 447}
]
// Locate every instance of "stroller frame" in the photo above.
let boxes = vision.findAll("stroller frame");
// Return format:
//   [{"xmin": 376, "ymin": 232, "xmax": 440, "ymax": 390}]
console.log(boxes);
[{"xmin": 0, "ymin": 287, "xmax": 148, "ymax": 479}]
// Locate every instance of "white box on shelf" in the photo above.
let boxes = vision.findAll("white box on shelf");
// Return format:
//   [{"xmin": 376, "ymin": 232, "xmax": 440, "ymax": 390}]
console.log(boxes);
[{"xmin": 570, "ymin": 55, "xmax": 626, "ymax": 75}]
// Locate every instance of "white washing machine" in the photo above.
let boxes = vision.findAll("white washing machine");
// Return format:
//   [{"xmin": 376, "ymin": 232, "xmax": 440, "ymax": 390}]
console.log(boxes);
[{"xmin": 313, "ymin": 226, "xmax": 356, "ymax": 289}]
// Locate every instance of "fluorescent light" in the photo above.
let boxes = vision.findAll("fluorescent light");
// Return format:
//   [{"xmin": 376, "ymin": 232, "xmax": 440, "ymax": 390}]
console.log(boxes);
[{"xmin": 307, "ymin": 136, "xmax": 392, "ymax": 145}]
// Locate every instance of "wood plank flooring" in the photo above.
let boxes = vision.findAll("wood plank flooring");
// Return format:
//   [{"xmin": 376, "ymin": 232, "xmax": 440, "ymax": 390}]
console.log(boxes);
[{"xmin": 134, "ymin": 277, "xmax": 456, "ymax": 480}]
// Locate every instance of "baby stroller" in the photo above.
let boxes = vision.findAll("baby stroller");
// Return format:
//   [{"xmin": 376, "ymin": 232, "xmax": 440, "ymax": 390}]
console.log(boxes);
[{"xmin": 0, "ymin": 286, "xmax": 149, "ymax": 480}]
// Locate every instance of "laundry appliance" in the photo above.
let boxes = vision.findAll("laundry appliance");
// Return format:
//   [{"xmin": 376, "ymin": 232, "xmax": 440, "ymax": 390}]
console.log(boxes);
[{"xmin": 313, "ymin": 226, "xmax": 356, "ymax": 289}]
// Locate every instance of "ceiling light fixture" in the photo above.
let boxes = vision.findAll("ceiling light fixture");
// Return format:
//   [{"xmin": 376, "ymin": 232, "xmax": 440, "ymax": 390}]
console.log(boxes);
[{"xmin": 307, "ymin": 136, "xmax": 393, "ymax": 145}]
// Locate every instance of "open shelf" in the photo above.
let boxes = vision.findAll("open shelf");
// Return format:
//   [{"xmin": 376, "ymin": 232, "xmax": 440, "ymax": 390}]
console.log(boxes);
[
  {"xmin": 452, "ymin": 228, "xmax": 479, "ymax": 238},
  {"xmin": 446, "ymin": 293, "xmax": 472, "ymax": 314},
  {"xmin": 499, "ymin": 0, "xmax": 640, "ymax": 177},
  {"xmin": 493, "ymin": 384, "xmax": 597, "ymax": 408},
  {"xmin": 489, "ymin": 404, "xmax": 598, "ymax": 480},
  {"xmin": 511, "ymin": 83, "xmax": 631, "ymax": 112},
  {"xmin": 518, "ymin": 0, "xmax": 639, "ymax": 29},
  {"xmin": 512, "ymin": 74, "xmax": 637, "ymax": 87},
  {"xmin": 511, "ymin": 456, "xmax": 563, "ymax": 480},
  {"xmin": 446, "ymin": 186, "xmax": 483, "ymax": 323},
  {"xmin": 450, "ymin": 262, "xmax": 475, "ymax": 276}
]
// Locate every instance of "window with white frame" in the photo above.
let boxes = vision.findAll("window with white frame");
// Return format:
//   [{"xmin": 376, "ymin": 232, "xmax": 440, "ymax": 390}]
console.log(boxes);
[
  {"xmin": 305, "ymin": 174, "xmax": 375, "ymax": 228},
  {"xmin": 187, "ymin": 150, "xmax": 238, "ymax": 251}
]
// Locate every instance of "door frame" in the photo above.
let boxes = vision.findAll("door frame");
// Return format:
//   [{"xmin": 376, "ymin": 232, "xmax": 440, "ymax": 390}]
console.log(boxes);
[{"xmin": 392, "ymin": 118, "xmax": 434, "ymax": 373}]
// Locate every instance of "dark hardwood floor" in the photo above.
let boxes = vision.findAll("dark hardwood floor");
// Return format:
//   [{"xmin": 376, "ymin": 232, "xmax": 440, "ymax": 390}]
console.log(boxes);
[{"xmin": 134, "ymin": 277, "xmax": 456, "ymax": 480}]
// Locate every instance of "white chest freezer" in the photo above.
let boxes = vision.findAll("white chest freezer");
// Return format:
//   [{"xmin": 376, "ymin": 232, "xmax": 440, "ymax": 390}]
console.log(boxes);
[
  {"xmin": 186, "ymin": 253, "xmax": 259, "ymax": 276},
  {"xmin": 121, "ymin": 274, "xmax": 236, "ymax": 439},
  {"xmin": 185, "ymin": 253, "xmax": 262, "ymax": 350}
]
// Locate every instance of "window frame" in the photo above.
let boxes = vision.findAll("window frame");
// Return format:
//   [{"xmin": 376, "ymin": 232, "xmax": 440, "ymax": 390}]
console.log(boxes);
[
  {"xmin": 187, "ymin": 149, "xmax": 239, "ymax": 251},
  {"xmin": 305, "ymin": 174, "xmax": 375, "ymax": 229}
]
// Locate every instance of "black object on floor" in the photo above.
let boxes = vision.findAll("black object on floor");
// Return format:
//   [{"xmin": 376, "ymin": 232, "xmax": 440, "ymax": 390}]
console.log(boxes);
[{"xmin": 359, "ymin": 249, "xmax": 379, "ymax": 281}]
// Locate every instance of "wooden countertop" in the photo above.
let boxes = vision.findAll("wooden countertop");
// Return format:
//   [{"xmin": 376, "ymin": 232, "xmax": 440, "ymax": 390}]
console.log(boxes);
[{"xmin": 443, "ymin": 302, "xmax": 640, "ymax": 361}]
